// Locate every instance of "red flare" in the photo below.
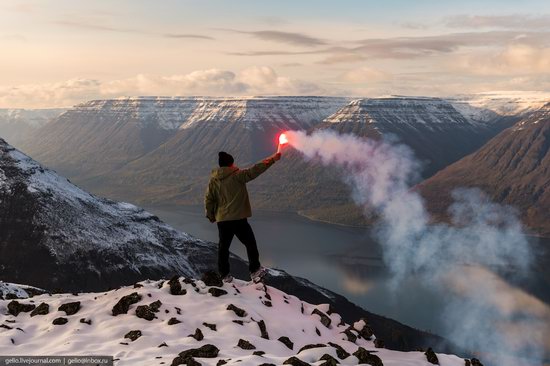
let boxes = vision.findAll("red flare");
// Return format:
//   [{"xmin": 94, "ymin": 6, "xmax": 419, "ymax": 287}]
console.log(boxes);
[{"xmin": 279, "ymin": 133, "xmax": 289, "ymax": 146}]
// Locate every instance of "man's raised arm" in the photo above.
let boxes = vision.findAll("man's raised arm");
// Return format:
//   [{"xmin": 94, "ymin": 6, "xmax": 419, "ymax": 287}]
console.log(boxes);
[{"xmin": 237, "ymin": 153, "xmax": 281, "ymax": 183}]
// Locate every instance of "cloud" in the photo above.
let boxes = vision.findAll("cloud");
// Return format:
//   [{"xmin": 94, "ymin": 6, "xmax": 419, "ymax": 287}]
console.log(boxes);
[
  {"xmin": 340, "ymin": 67, "xmax": 392, "ymax": 84},
  {"xmin": 452, "ymin": 44, "xmax": 550, "ymax": 75},
  {"xmin": 0, "ymin": 67, "xmax": 327, "ymax": 108},
  {"xmin": 445, "ymin": 14, "xmax": 550, "ymax": 30},
  {"xmin": 317, "ymin": 53, "xmax": 365, "ymax": 65},
  {"xmin": 220, "ymin": 29, "xmax": 326, "ymax": 47},
  {"xmin": 53, "ymin": 20, "xmax": 213, "ymax": 40}
]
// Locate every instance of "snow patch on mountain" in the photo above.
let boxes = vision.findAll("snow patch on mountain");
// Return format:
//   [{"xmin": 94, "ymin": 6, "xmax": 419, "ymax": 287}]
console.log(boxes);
[
  {"xmin": 450, "ymin": 91, "xmax": 550, "ymax": 118},
  {"xmin": 0, "ymin": 278, "xmax": 467, "ymax": 366},
  {"xmin": 0, "ymin": 109, "xmax": 65, "ymax": 128}
]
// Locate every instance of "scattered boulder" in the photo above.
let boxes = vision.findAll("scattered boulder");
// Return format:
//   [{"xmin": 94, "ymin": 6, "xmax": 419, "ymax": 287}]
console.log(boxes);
[
  {"xmin": 167, "ymin": 276, "xmax": 186, "ymax": 296},
  {"xmin": 30, "ymin": 303, "xmax": 49, "ymax": 317},
  {"xmin": 315, "ymin": 327, "xmax": 321, "ymax": 336},
  {"xmin": 299, "ymin": 344, "xmax": 326, "ymax": 353},
  {"xmin": 52, "ymin": 317, "xmax": 68, "ymax": 325},
  {"xmin": 7, "ymin": 301, "xmax": 36, "ymax": 316},
  {"xmin": 253, "ymin": 351, "xmax": 266, "ymax": 357},
  {"xmin": 257, "ymin": 320, "xmax": 269, "ymax": 339},
  {"xmin": 189, "ymin": 328, "xmax": 204, "ymax": 341},
  {"xmin": 283, "ymin": 356, "xmax": 310, "ymax": 366},
  {"xmin": 208, "ymin": 288, "xmax": 227, "ymax": 297},
  {"xmin": 319, "ymin": 354, "xmax": 339, "ymax": 366},
  {"xmin": 124, "ymin": 330, "xmax": 142, "ymax": 342},
  {"xmin": 312, "ymin": 309, "xmax": 331, "ymax": 328},
  {"xmin": 278, "ymin": 336, "xmax": 294, "ymax": 350},
  {"xmin": 227, "ymin": 304, "xmax": 247, "ymax": 317},
  {"xmin": 184, "ymin": 358, "xmax": 201, "ymax": 366},
  {"xmin": 237, "ymin": 339, "xmax": 256, "ymax": 350},
  {"xmin": 342, "ymin": 328, "xmax": 357, "ymax": 343},
  {"xmin": 158, "ymin": 342, "xmax": 168, "ymax": 348},
  {"xmin": 374, "ymin": 339, "xmax": 384, "ymax": 348},
  {"xmin": 201, "ymin": 271, "xmax": 223, "ymax": 287},
  {"xmin": 0, "ymin": 324, "xmax": 12, "ymax": 330},
  {"xmin": 217, "ymin": 361, "xmax": 228, "ymax": 366},
  {"xmin": 171, "ymin": 344, "xmax": 219, "ymax": 366},
  {"xmin": 258, "ymin": 364, "xmax": 275, "ymax": 366},
  {"xmin": 112, "ymin": 292, "xmax": 142, "ymax": 316},
  {"xmin": 262, "ymin": 300, "xmax": 272, "ymax": 307},
  {"xmin": 425, "ymin": 348, "xmax": 439, "ymax": 365},
  {"xmin": 135, "ymin": 305, "xmax": 155, "ymax": 321},
  {"xmin": 203, "ymin": 322, "xmax": 217, "ymax": 331},
  {"xmin": 353, "ymin": 347, "xmax": 383, "ymax": 366},
  {"xmin": 354, "ymin": 318, "xmax": 374, "ymax": 340},
  {"xmin": 80, "ymin": 318, "xmax": 92, "ymax": 325},
  {"xmin": 168, "ymin": 318, "xmax": 182, "ymax": 325},
  {"xmin": 149, "ymin": 300, "xmax": 162, "ymax": 312},
  {"xmin": 134, "ymin": 283, "xmax": 144, "ymax": 289},
  {"xmin": 233, "ymin": 320, "xmax": 244, "ymax": 326},
  {"xmin": 466, "ymin": 358, "xmax": 483, "ymax": 366},
  {"xmin": 328, "ymin": 342, "xmax": 350, "ymax": 360},
  {"xmin": 58, "ymin": 301, "xmax": 81, "ymax": 316}
]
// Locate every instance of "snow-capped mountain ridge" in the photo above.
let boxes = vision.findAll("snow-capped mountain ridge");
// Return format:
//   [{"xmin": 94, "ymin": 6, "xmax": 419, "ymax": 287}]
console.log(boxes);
[
  {"xmin": 324, "ymin": 97, "xmax": 475, "ymax": 131},
  {"xmin": 0, "ymin": 278, "xmax": 468, "ymax": 366}
]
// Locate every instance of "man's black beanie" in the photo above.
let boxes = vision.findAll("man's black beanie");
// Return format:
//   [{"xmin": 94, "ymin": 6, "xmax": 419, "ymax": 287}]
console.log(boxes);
[{"xmin": 218, "ymin": 151, "xmax": 234, "ymax": 167}]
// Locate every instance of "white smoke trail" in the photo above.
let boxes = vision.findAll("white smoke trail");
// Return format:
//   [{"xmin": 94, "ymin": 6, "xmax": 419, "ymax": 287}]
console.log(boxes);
[{"xmin": 286, "ymin": 129, "xmax": 543, "ymax": 365}]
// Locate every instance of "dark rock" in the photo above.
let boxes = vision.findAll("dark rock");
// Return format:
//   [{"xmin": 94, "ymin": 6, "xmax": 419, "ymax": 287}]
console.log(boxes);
[
  {"xmin": 471, "ymin": 358, "xmax": 483, "ymax": 366},
  {"xmin": 30, "ymin": 303, "xmax": 49, "ymax": 317},
  {"xmin": 227, "ymin": 304, "xmax": 247, "ymax": 317},
  {"xmin": 185, "ymin": 358, "xmax": 201, "ymax": 366},
  {"xmin": 203, "ymin": 322, "xmax": 216, "ymax": 331},
  {"xmin": 425, "ymin": 348, "xmax": 439, "ymax": 365},
  {"xmin": 217, "ymin": 361, "xmax": 228, "ymax": 366},
  {"xmin": 189, "ymin": 328, "xmax": 204, "ymax": 341},
  {"xmin": 7, "ymin": 301, "xmax": 36, "ymax": 316},
  {"xmin": 112, "ymin": 292, "xmax": 142, "ymax": 316},
  {"xmin": 168, "ymin": 317, "xmax": 182, "ymax": 325},
  {"xmin": 171, "ymin": 345, "xmax": 220, "ymax": 365},
  {"xmin": 149, "ymin": 300, "xmax": 162, "ymax": 312},
  {"xmin": 134, "ymin": 283, "xmax": 143, "ymax": 288},
  {"xmin": 80, "ymin": 318, "xmax": 92, "ymax": 325},
  {"xmin": 262, "ymin": 300, "xmax": 272, "ymax": 307},
  {"xmin": 58, "ymin": 301, "xmax": 81, "ymax": 316},
  {"xmin": 328, "ymin": 342, "xmax": 350, "ymax": 360},
  {"xmin": 253, "ymin": 351, "xmax": 265, "ymax": 357},
  {"xmin": 232, "ymin": 320, "xmax": 244, "ymax": 325},
  {"xmin": 0, "ymin": 324, "xmax": 13, "ymax": 330},
  {"xmin": 278, "ymin": 336, "xmax": 294, "ymax": 350},
  {"xmin": 374, "ymin": 339, "xmax": 384, "ymax": 348},
  {"xmin": 208, "ymin": 288, "xmax": 227, "ymax": 297},
  {"xmin": 52, "ymin": 317, "xmax": 68, "ymax": 325},
  {"xmin": 237, "ymin": 339, "xmax": 256, "ymax": 350},
  {"xmin": 159, "ymin": 342, "xmax": 168, "ymax": 348},
  {"xmin": 319, "ymin": 354, "xmax": 339, "ymax": 366},
  {"xmin": 298, "ymin": 344, "xmax": 326, "ymax": 353},
  {"xmin": 5, "ymin": 293, "xmax": 20, "ymax": 300},
  {"xmin": 124, "ymin": 330, "xmax": 142, "ymax": 341},
  {"xmin": 315, "ymin": 327, "xmax": 321, "ymax": 336},
  {"xmin": 354, "ymin": 319, "xmax": 374, "ymax": 340},
  {"xmin": 201, "ymin": 271, "xmax": 223, "ymax": 287},
  {"xmin": 167, "ymin": 276, "xmax": 186, "ymax": 296},
  {"xmin": 312, "ymin": 309, "xmax": 331, "ymax": 328},
  {"xmin": 175, "ymin": 307, "xmax": 182, "ymax": 315},
  {"xmin": 283, "ymin": 356, "xmax": 310, "ymax": 366},
  {"xmin": 257, "ymin": 320, "xmax": 269, "ymax": 339},
  {"xmin": 135, "ymin": 305, "xmax": 155, "ymax": 321},
  {"xmin": 343, "ymin": 328, "xmax": 357, "ymax": 343},
  {"xmin": 353, "ymin": 347, "xmax": 383, "ymax": 366},
  {"xmin": 258, "ymin": 364, "xmax": 275, "ymax": 366}
]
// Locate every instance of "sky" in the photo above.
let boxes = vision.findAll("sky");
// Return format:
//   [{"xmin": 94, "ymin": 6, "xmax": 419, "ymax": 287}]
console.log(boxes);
[{"xmin": 1, "ymin": 0, "xmax": 550, "ymax": 108}]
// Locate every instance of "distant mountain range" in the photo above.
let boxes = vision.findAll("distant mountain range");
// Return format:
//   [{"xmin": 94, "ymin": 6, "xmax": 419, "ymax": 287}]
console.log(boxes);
[
  {"xmin": 0, "ymin": 108, "xmax": 65, "ymax": 148},
  {"xmin": 419, "ymin": 103, "xmax": 550, "ymax": 236},
  {"xmin": 6, "ymin": 93, "xmax": 549, "ymax": 233}
]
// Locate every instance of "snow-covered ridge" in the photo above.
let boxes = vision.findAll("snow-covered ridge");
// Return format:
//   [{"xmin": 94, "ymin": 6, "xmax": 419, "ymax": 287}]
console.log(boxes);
[
  {"xmin": 324, "ymin": 97, "xmax": 473, "ymax": 129},
  {"xmin": 70, "ymin": 97, "xmax": 350, "ymax": 131},
  {"xmin": 0, "ymin": 108, "xmax": 65, "ymax": 128},
  {"xmin": 512, "ymin": 102, "xmax": 550, "ymax": 131},
  {"xmin": 0, "ymin": 278, "xmax": 468, "ymax": 366}
]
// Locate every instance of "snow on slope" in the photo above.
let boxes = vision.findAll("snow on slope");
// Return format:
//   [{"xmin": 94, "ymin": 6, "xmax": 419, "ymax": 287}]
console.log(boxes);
[
  {"xmin": 324, "ymin": 97, "xmax": 475, "ymax": 130},
  {"xmin": 0, "ymin": 278, "xmax": 468, "ymax": 366},
  {"xmin": 179, "ymin": 96, "xmax": 349, "ymax": 130},
  {"xmin": 0, "ymin": 109, "xmax": 65, "ymax": 128}
]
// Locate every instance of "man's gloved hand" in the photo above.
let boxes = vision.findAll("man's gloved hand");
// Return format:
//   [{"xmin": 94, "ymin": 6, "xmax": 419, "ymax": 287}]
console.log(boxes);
[
  {"xmin": 272, "ymin": 152, "xmax": 282, "ymax": 161},
  {"xmin": 207, "ymin": 215, "xmax": 216, "ymax": 223}
]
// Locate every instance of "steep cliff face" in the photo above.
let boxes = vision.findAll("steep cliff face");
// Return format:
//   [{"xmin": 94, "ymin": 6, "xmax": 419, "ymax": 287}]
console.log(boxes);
[{"xmin": 419, "ymin": 103, "xmax": 550, "ymax": 236}]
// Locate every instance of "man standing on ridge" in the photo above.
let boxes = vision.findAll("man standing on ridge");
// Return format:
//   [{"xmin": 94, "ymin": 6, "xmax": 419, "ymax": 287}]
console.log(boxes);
[{"xmin": 205, "ymin": 151, "xmax": 281, "ymax": 283}]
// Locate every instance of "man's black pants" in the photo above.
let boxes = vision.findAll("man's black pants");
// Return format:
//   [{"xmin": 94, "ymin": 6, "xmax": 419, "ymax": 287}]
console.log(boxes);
[{"xmin": 217, "ymin": 218, "xmax": 261, "ymax": 277}]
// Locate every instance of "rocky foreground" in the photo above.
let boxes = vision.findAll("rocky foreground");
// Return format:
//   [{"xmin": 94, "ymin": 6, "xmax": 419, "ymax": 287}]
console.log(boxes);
[{"xmin": 0, "ymin": 275, "xmax": 477, "ymax": 366}]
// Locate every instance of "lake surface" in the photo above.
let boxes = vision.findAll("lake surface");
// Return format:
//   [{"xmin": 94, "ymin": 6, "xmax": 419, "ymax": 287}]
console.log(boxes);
[{"xmin": 145, "ymin": 204, "xmax": 550, "ymax": 339}]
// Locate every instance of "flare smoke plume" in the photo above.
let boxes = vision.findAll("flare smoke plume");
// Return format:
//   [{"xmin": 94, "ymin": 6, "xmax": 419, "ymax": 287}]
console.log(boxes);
[{"xmin": 286, "ymin": 129, "xmax": 546, "ymax": 366}]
